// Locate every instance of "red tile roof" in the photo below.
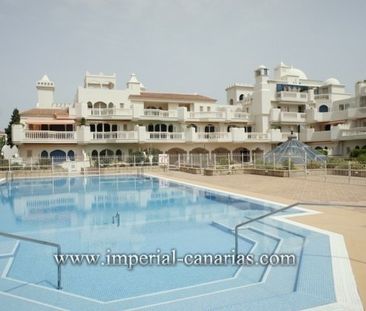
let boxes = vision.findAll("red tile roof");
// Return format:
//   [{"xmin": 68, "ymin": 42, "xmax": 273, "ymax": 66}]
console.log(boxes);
[
  {"xmin": 20, "ymin": 108, "xmax": 69, "ymax": 118},
  {"xmin": 129, "ymin": 92, "xmax": 216, "ymax": 102}
]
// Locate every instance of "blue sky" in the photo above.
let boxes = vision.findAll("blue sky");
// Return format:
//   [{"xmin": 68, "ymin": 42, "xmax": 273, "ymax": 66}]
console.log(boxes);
[{"xmin": 0, "ymin": 0, "xmax": 365, "ymax": 128}]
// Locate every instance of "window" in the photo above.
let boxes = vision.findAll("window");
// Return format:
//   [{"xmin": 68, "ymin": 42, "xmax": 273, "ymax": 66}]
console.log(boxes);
[
  {"xmin": 207, "ymin": 106, "xmax": 211, "ymax": 112},
  {"xmin": 324, "ymin": 124, "xmax": 331, "ymax": 131},
  {"xmin": 204, "ymin": 124, "xmax": 215, "ymax": 133},
  {"xmin": 41, "ymin": 151, "xmax": 48, "ymax": 158},
  {"xmin": 112, "ymin": 124, "xmax": 117, "ymax": 132},
  {"xmin": 90, "ymin": 124, "xmax": 95, "ymax": 132},
  {"xmin": 148, "ymin": 124, "xmax": 154, "ymax": 132},
  {"xmin": 91, "ymin": 150, "xmax": 98, "ymax": 159},
  {"xmin": 123, "ymin": 124, "xmax": 128, "ymax": 131},
  {"xmin": 87, "ymin": 102, "xmax": 92, "ymax": 109},
  {"xmin": 120, "ymin": 103, "xmax": 124, "ymax": 108},
  {"xmin": 229, "ymin": 99, "xmax": 234, "ymax": 105},
  {"xmin": 200, "ymin": 106, "xmax": 204, "ymax": 112},
  {"xmin": 168, "ymin": 124, "xmax": 173, "ymax": 132},
  {"xmin": 67, "ymin": 150, "xmax": 75, "ymax": 161},
  {"xmin": 319, "ymin": 105, "xmax": 329, "ymax": 113},
  {"xmin": 239, "ymin": 94, "xmax": 244, "ymax": 101}
]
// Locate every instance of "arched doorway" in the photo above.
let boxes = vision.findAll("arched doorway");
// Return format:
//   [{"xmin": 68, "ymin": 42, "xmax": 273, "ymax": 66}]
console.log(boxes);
[
  {"xmin": 233, "ymin": 147, "xmax": 250, "ymax": 162},
  {"xmin": 50, "ymin": 150, "xmax": 66, "ymax": 162}
]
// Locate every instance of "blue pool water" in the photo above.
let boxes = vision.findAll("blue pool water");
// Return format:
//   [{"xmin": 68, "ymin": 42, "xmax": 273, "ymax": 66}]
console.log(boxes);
[{"xmin": 0, "ymin": 175, "xmax": 337, "ymax": 309}]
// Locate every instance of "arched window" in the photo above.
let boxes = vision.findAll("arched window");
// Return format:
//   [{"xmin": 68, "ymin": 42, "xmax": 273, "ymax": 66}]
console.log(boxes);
[
  {"xmin": 91, "ymin": 150, "xmax": 98, "ymax": 159},
  {"xmin": 87, "ymin": 102, "xmax": 92, "ymax": 109},
  {"xmin": 97, "ymin": 124, "xmax": 103, "ymax": 132},
  {"xmin": 41, "ymin": 150, "xmax": 48, "ymax": 158},
  {"xmin": 108, "ymin": 102, "xmax": 113, "ymax": 108},
  {"xmin": 161, "ymin": 124, "xmax": 167, "ymax": 132},
  {"xmin": 229, "ymin": 99, "xmax": 234, "ymax": 105},
  {"xmin": 90, "ymin": 124, "xmax": 95, "ymax": 132},
  {"xmin": 94, "ymin": 101, "xmax": 106, "ymax": 108},
  {"xmin": 319, "ymin": 105, "xmax": 329, "ymax": 113},
  {"xmin": 239, "ymin": 94, "xmax": 244, "ymax": 101},
  {"xmin": 100, "ymin": 149, "xmax": 114, "ymax": 157},
  {"xmin": 154, "ymin": 124, "xmax": 160, "ymax": 132},
  {"xmin": 355, "ymin": 146, "xmax": 360, "ymax": 150},
  {"xmin": 205, "ymin": 124, "xmax": 215, "ymax": 133},
  {"xmin": 67, "ymin": 150, "xmax": 75, "ymax": 161},
  {"xmin": 168, "ymin": 124, "xmax": 173, "ymax": 132},
  {"xmin": 112, "ymin": 124, "xmax": 117, "ymax": 132},
  {"xmin": 104, "ymin": 124, "xmax": 111, "ymax": 132},
  {"xmin": 50, "ymin": 150, "xmax": 66, "ymax": 162},
  {"xmin": 147, "ymin": 124, "xmax": 154, "ymax": 132},
  {"xmin": 116, "ymin": 149, "xmax": 122, "ymax": 160}
]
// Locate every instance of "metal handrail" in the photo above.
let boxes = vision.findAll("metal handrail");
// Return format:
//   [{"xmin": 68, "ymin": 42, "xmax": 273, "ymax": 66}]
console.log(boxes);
[
  {"xmin": 234, "ymin": 202, "xmax": 366, "ymax": 258},
  {"xmin": 0, "ymin": 231, "xmax": 62, "ymax": 289}
]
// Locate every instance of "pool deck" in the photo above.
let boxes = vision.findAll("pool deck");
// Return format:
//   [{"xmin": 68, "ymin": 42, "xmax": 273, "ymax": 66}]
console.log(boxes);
[{"xmin": 151, "ymin": 171, "xmax": 366, "ymax": 307}]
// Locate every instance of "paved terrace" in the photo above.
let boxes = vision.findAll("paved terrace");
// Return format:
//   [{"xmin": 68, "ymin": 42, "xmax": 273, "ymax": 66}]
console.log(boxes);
[{"xmin": 151, "ymin": 171, "xmax": 366, "ymax": 307}]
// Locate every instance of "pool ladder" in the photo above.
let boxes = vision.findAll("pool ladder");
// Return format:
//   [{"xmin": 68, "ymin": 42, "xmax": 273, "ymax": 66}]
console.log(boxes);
[
  {"xmin": 112, "ymin": 212, "xmax": 120, "ymax": 227},
  {"xmin": 234, "ymin": 202, "xmax": 366, "ymax": 259},
  {"xmin": 0, "ymin": 231, "xmax": 62, "ymax": 290}
]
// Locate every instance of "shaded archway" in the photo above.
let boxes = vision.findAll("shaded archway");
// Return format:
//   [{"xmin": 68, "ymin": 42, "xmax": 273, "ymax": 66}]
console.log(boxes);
[
  {"xmin": 41, "ymin": 150, "xmax": 48, "ymax": 158},
  {"xmin": 233, "ymin": 147, "xmax": 250, "ymax": 162},
  {"xmin": 94, "ymin": 101, "xmax": 106, "ymax": 108},
  {"xmin": 190, "ymin": 148, "xmax": 209, "ymax": 154},
  {"xmin": 166, "ymin": 148, "xmax": 186, "ymax": 164},
  {"xmin": 212, "ymin": 147, "xmax": 230, "ymax": 155},
  {"xmin": 100, "ymin": 149, "xmax": 114, "ymax": 157},
  {"xmin": 67, "ymin": 150, "xmax": 75, "ymax": 161},
  {"xmin": 50, "ymin": 150, "xmax": 66, "ymax": 162}
]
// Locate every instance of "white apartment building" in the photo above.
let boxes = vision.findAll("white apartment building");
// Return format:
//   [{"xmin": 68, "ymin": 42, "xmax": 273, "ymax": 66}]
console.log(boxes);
[{"xmin": 11, "ymin": 63, "xmax": 366, "ymax": 162}]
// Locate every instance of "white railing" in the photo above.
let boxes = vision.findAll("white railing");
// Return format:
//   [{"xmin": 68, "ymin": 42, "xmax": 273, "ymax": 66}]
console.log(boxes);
[
  {"xmin": 246, "ymin": 132, "xmax": 269, "ymax": 140},
  {"xmin": 25, "ymin": 130, "xmax": 76, "ymax": 141},
  {"xmin": 341, "ymin": 127, "xmax": 366, "ymax": 137},
  {"xmin": 88, "ymin": 108, "xmax": 133, "ymax": 117},
  {"xmin": 196, "ymin": 132, "xmax": 231, "ymax": 141},
  {"xmin": 92, "ymin": 131, "xmax": 137, "ymax": 140},
  {"xmin": 232, "ymin": 112, "xmax": 250, "ymax": 120},
  {"xmin": 314, "ymin": 94, "xmax": 330, "ymax": 100},
  {"xmin": 281, "ymin": 112, "xmax": 306, "ymax": 122},
  {"xmin": 147, "ymin": 132, "xmax": 185, "ymax": 140},
  {"xmin": 276, "ymin": 91, "xmax": 308, "ymax": 102},
  {"xmin": 188, "ymin": 111, "xmax": 225, "ymax": 119},
  {"xmin": 143, "ymin": 109, "xmax": 177, "ymax": 118},
  {"xmin": 311, "ymin": 131, "xmax": 331, "ymax": 141}
]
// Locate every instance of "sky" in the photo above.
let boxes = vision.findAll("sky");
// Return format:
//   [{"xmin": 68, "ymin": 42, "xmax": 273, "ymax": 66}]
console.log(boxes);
[{"xmin": 0, "ymin": 0, "xmax": 365, "ymax": 129}]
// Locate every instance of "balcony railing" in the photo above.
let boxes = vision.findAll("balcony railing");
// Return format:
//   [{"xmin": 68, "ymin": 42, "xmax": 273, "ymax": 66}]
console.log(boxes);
[
  {"xmin": 232, "ymin": 112, "xmax": 250, "ymax": 120},
  {"xmin": 87, "ymin": 108, "xmax": 133, "ymax": 117},
  {"xmin": 147, "ymin": 132, "xmax": 185, "ymax": 140},
  {"xmin": 340, "ymin": 127, "xmax": 366, "ymax": 138},
  {"xmin": 246, "ymin": 132, "xmax": 269, "ymax": 140},
  {"xmin": 143, "ymin": 109, "xmax": 178, "ymax": 119},
  {"xmin": 314, "ymin": 94, "xmax": 330, "ymax": 100},
  {"xmin": 188, "ymin": 111, "xmax": 225, "ymax": 119},
  {"xmin": 25, "ymin": 130, "xmax": 76, "ymax": 141},
  {"xmin": 196, "ymin": 132, "xmax": 231, "ymax": 141},
  {"xmin": 276, "ymin": 91, "xmax": 308, "ymax": 102},
  {"xmin": 92, "ymin": 131, "xmax": 137, "ymax": 140}
]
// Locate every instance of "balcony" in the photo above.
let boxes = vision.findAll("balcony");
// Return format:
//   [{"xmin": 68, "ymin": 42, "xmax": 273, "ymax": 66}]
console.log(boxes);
[
  {"xmin": 142, "ymin": 109, "xmax": 178, "ymax": 119},
  {"xmin": 91, "ymin": 131, "xmax": 138, "ymax": 142},
  {"xmin": 340, "ymin": 127, "xmax": 366, "ymax": 140},
  {"xmin": 314, "ymin": 94, "xmax": 330, "ymax": 100},
  {"xmin": 231, "ymin": 112, "xmax": 250, "ymax": 121},
  {"xmin": 146, "ymin": 132, "xmax": 185, "ymax": 141},
  {"xmin": 188, "ymin": 111, "xmax": 226, "ymax": 120},
  {"xmin": 196, "ymin": 132, "xmax": 231, "ymax": 142},
  {"xmin": 87, "ymin": 108, "xmax": 133, "ymax": 119},
  {"xmin": 276, "ymin": 91, "xmax": 308, "ymax": 102},
  {"xmin": 270, "ymin": 109, "xmax": 306, "ymax": 123},
  {"xmin": 24, "ymin": 130, "xmax": 77, "ymax": 143}
]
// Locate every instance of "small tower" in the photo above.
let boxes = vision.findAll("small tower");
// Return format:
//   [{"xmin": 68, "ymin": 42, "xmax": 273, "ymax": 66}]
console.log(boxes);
[
  {"xmin": 36, "ymin": 75, "xmax": 55, "ymax": 108},
  {"xmin": 253, "ymin": 65, "xmax": 271, "ymax": 132},
  {"xmin": 126, "ymin": 73, "xmax": 142, "ymax": 94}
]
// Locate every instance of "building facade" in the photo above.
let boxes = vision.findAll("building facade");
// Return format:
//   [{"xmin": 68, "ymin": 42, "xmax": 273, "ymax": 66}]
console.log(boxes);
[{"xmin": 12, "ymin": 64, "xmax": 366, "ymax": 162}]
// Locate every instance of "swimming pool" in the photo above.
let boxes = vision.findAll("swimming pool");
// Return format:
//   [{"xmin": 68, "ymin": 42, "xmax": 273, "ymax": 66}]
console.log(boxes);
[{"xmin": 0, "ymin": 175, "xmax": 360, "ymax": 310}]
